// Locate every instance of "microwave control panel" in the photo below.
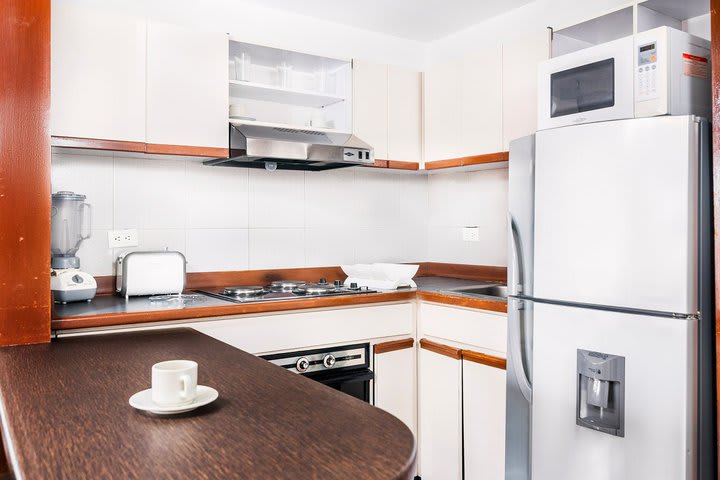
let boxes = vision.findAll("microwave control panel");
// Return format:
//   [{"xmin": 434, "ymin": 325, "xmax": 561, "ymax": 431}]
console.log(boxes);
[{"xmin": 637, "ymin": 42, "xmax": 658, "ymax": 101}]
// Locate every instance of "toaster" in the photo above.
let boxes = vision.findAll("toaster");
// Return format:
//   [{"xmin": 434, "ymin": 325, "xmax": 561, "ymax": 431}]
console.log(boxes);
[{"xmin": 116, "ymin": 251, "xmax": 186, "ymax": 297}]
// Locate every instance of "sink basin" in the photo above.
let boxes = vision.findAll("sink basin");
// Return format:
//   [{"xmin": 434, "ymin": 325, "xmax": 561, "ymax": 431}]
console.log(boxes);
[{"xmin": 449, "ymin": 284, "xmax": 508, "ymax": 298}]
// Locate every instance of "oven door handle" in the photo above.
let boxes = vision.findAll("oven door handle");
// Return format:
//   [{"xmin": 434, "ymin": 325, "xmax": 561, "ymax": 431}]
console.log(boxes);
[{"xmin": 307, "ymin": 368, "xmax": 374, "ymax": 384}]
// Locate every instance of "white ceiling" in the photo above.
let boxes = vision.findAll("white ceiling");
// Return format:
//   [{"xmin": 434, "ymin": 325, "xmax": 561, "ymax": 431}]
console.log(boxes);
[{"xmin": 237, "ymin": 0, "xmax": 535, "ymax": 42}]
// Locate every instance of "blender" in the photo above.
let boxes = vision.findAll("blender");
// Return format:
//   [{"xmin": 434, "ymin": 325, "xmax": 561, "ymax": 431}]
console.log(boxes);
[{"xmin": 50, "ymin": 191, "xmax": 97, "ymax": 303}]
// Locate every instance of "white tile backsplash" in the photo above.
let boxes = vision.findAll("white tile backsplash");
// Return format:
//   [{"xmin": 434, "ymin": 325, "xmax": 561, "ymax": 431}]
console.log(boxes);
[
  {"xmin": 186, "ymin": 229, "xmax": 249, "ymax": 272},
  {"xmin": 51, "ymin": 151, "xmax": 508, "ymax": 275},
  {"xmin": 249, "ymin": 228, "xmax": 305, "ymax": 269}
]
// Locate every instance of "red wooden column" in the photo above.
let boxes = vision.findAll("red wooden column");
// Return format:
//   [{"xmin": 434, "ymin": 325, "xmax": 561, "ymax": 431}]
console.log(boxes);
[
  {"xmin": 712, "ymin": 0, "xmax": 720, "ymax": 474},
  {"xmin": 0, "ymin": 0, "xmax": 51, "ymax": 346}
]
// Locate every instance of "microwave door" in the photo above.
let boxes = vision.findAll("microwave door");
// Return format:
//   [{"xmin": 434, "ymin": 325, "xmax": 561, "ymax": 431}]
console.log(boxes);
[{"xmin": 537, "ymin": 35, "xmax": 634, "ymax": 130}]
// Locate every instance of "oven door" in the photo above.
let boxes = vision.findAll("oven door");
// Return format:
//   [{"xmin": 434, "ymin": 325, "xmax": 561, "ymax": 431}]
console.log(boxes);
[
  {"xmin": 538, "ymin": 35, "xmax": 634, "ymax": 130},
  {"xmin": 307, "ymin": 368, "xmax": 374, "ymax": 403}
]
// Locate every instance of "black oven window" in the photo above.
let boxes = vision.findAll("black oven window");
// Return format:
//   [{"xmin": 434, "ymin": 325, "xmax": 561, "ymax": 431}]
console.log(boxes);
[{"xmin": 550, "ymin": 58, "xmax": 615, "ymax": 118}]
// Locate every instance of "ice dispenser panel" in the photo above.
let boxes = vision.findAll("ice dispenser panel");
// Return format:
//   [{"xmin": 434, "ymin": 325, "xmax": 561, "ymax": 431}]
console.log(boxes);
[{"xmin": 576, "ymin": 349, "xmax": 625, "ymax": 437}]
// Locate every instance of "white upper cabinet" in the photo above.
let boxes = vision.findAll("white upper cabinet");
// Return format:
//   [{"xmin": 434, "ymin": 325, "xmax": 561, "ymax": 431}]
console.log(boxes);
[
  {"xmin": 51, "ymin": 4, "xmax": 146, "ymax": 142},
  {"xmin": 353, "ymin": 59, "xmax": 389, "ymax": 160},
  {"xmin": 502, "ymin": 31, "xmax": 551, "ymax": 149},
  {"xmin": 146, "ymin": 22, "xmax": 228, "ymax": 149},
  {"xmin": 424, "ymin": 58, "xmax": 461, "ymax": 161},
  {"xmin": 387, "ymin": 66, "xmax": 422, "ymax": 163},
  {"xmin": 460, "ymin": 46, "xmax": 503, "ymax": 156}
]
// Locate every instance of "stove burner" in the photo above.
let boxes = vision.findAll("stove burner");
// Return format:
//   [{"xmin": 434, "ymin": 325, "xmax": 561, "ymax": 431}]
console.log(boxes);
[
  {"xmin": 269, "ymin": 280, "xmax": 307, "ymax": 291},
  {"xmin": 223, "ymin": 286, "xmax": 267, "ymax": 297},
  {"xmin": 292, "ymin": 283, "xmax": 338, "ymax": 296}
]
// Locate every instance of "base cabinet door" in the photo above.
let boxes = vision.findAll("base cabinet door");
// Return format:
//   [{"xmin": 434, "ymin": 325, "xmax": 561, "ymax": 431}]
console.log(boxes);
[
  {"xmin": 463, "ymin": 359, "xmax": 507, "ymax": 480},
  {"xmin": 374, "ymin": 342, "xmax": 416, "ymax": 436},
  {"xmin": 418, "ymin": 344, "xmax": 462, "ymax": 479}
]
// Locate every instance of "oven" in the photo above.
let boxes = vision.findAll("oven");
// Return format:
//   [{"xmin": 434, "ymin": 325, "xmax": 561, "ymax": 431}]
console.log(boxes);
[
  {"xmin": 261, "ymin": 343, "xmax": 374, "ymax": 403},
  {"xmin": 538, "ymin": 26, "xmax": 710, "ymax": 131}
]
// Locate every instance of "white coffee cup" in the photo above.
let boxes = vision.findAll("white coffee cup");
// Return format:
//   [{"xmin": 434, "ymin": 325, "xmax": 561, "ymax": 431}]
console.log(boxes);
[{"xmin": 151, "ymin": 360, "xmax": 198, "ymax": 406}]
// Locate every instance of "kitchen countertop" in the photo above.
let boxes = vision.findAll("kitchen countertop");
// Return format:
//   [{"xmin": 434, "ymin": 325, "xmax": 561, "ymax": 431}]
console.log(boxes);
[
  {"xmin": 0, "ymin": 328, "xmax": 415, "ymax": 479},
  {"xmin": 52, "ymin": 277, "xmax": 507, "ymax": 331}
]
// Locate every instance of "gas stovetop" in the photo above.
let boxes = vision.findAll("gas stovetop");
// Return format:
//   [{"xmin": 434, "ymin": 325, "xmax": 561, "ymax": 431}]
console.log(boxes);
[{"xmin": 198, "ymin": 279, "xmax": 377, "ymax": 304}]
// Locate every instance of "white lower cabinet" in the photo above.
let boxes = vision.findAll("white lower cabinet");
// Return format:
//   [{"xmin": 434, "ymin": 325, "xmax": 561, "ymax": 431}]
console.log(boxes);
[
  {"xmin": 374, "ymin": 344, "xmax": 416, "ymax": 435},
  {"xmin": 418, "ymin": 346, "xmax": 463, "ymax": 480},
  {"xmin": 463, "ymin": 359, "xmax": 506, "ymax": 480}
]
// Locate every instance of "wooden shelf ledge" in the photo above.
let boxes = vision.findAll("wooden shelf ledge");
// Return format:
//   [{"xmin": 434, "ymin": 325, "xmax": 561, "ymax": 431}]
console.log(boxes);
[
  {"xmin": 52, "ymin": 136, "xmax": 229, "ymax": 158},
  {"xmin": 424, "ymin": 151, "xmax": 509, "ymax": 171},
  {"xmin": 365, "ymin": 159, "xmax": 420, "ymax": 171}
]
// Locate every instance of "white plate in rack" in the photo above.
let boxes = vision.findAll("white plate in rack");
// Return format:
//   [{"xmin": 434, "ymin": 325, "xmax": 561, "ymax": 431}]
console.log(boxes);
[{"xmin": 129, "ymin": 385, "xmax": 218, "ymax": 415}]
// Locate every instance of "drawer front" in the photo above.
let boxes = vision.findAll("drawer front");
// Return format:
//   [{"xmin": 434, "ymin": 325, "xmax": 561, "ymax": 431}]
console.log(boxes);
[{"xmin": 419, "ymin": 302, "xmax": 507, "ymax": 355}]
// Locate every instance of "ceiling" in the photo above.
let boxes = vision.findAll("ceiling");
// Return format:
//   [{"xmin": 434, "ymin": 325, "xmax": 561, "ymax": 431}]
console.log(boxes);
[{"xmin": 237, "ymin": 0, "xmax": 535, "ymax": 42}]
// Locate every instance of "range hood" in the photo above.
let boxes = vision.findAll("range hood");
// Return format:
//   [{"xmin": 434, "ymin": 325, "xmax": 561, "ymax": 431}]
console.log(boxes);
[{"xmin": 203, "ymin": 122, "xmax": 375, "ymax": 171}]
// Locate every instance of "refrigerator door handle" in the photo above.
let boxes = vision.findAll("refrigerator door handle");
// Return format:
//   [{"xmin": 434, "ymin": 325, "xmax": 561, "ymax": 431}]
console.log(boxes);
[
  {"xmin": 509, "ymin": 214, "xmax": 524, "ymax": 295},
  {"xmin": 509, "ymin": 298, "xmax": 532, "ymax": 403}
]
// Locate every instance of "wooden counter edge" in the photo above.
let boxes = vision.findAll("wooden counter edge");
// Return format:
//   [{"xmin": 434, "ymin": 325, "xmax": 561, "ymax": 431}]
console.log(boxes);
[
  {"xmin": 51, "ymin": 291, "xmax": 416, "ymax": 330},
  {"xmin": 374, "ymin": 338, "xmax": 415, "ymax": 355},
  {"xmin": 419, "ymin": 338, "xmax": 462, "ymax": 360},
  {"xmin": 461, "ymin": 350, "xmax": 507, "ymax": 370},
  {"xmin": 416, "ymin": 291, "xmax": 508, "ymax": 313}
]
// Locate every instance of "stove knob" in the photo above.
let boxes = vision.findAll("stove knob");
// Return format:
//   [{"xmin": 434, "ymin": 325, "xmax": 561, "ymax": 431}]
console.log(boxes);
[
  {"xmin": 319, "ymin": 277, "xmax": 327, "ymax": 284},
  {"xmin": 323, "ymin": 354, "xmax": 336, "ymax": 369},
  {"xmin": 296, "ymin": 357, "xmax": 310, "ymax": 373},
  {"xmin": 334, "ymin": 280, "xmax": 342, "ymax": 287},
  {"xmin": 350, "ymin": 282, "xmax": 358, "ymax": 290}
]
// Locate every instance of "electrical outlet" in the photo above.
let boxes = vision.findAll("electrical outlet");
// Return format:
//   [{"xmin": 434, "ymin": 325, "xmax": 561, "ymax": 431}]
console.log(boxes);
[
  {"xmin": 462, "ymin": 226, "xmax": 480, "ymax": 242},
  {"xmin": 108, "ymin": 229, "xmax": 139, "ymax": 248}
]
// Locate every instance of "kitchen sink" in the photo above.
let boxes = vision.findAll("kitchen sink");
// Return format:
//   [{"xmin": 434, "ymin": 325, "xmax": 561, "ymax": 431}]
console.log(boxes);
[{"xmin": 448, "ymin": 284, "xmax": 508, "ymax": 298}]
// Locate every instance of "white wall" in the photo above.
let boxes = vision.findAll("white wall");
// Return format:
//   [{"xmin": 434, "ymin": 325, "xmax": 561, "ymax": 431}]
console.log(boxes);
[
  {"xmin": 56, "ymin": 0, "xmax": 426, "ymax": 70},
  {"xmin": 427, "ymin": 169, "xmax": 508, "ymax": 265},
  {"xmin": 51, "ymin": 151, "xmax": 430, "ymax": 276}
]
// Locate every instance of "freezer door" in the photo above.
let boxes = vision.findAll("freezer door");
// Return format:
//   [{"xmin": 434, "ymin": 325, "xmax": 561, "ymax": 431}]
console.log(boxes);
[
  {"xmin": 534, "ymin": 115, "xmax": 698, "ymax": 314},
  {"xmin": 531, "ymin": 301, "xmax": 697, "ymax": 480},
  {"xmin": 508, "ymin": 135, "xmax": 535, "ymax": 297}
]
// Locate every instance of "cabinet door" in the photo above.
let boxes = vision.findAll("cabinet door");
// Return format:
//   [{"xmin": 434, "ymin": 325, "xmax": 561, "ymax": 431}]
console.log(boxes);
[
  {"xmin": 502, "ymin": 31, "xmax": 551, "ymax": 149},
  {"xmin": 424, "ymin": 59, "xmax": 461, "ymax": 161},
  {"xmin": 374, "ymin": 344, "xmax": 416, "ymax": 435},
  {"xmin": 51, "ymin": 4, "xmax": 146, "ymax": 142},
  {"xmin": 460, "ymin": 46, "xmax": 503, "ymax": 156},
  {"xmin": 146, "ymin": 22, "xmax": 228, "ymax": 150},
  {"xmin": 353, "ymin": 59, "xmax": 388, "ymax": 159},
  {"xmin": 463, "ymin": 359, "xmax": 507, "ymax": 480},
  {"xmin": 418, "ymin": 346, "xmax": 462, "ymax": 479},
  {"xmin": 387, "ymin": 66, "xmax": 422, "ymax": 164}
]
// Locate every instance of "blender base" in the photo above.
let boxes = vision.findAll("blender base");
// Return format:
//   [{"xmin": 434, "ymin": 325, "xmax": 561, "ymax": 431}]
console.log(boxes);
[{"xmin": 51, "ymin": 269, "xmax": 97, "ymax": 303}]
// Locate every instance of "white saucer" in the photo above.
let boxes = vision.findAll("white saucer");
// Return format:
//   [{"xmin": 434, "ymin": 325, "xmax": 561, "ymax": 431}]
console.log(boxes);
[{"xmin": 129, "ymin": 385, "xmax": 218, "ymax": 415}]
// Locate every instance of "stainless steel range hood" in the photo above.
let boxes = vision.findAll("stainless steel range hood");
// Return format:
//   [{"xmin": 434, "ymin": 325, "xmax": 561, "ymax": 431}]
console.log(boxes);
[{"xmin": 203, "ymin": 122, "xmax": 375, "ymax": 171}]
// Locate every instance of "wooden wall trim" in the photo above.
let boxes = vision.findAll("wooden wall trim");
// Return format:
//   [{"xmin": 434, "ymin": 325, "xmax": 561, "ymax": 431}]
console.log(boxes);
[
  {"xmin": 424, "ymin": 151, "xmax": 509, "ymax": 170},
  {"xmin": 461, "ymin": 350, "xmax": 506, "ymax": 370},
  {"xmin": 93, "ymin": 263, "xmax": 504, "ymax": 295},
  {"xmin": 0, "ymin": 0, "xmax": 52, "ymax": 346},
  {"xmin": 419, "ymin": 338, "xmax": 462, "ymax": 360},
  {"xmin": 51, "ymin": 136, "xmax": 145, "ymax": 153},
  {"xmin": 416, "ymin": 263, "xmax": 507, "ymax": 283},
  {"xmin": 711, "ymin": 0, "xmax": 720, "ymax": 470},
  {"xmin": 145, "ymin": 143, "xmax": 229, "ymax": 158},
  {"xmin": 374, "ymin": 338, "xmax": 414, "ymax": 355}
]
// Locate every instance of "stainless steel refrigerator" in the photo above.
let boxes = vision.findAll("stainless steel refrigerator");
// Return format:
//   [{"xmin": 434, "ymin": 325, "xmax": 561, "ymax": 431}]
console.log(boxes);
[{"xmin": 505, "ymin": 115, "xmax": 715, "ymax": 480}]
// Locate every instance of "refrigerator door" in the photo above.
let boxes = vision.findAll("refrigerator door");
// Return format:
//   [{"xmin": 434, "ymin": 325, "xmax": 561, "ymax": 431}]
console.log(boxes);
[
  {"xmin": 534, "ymin": 115, "xmax": 698, "ymax": 315},
  {"xmin": 531, "ymin": 301, "xmax": 697, "ymax": 480},
  {"xmin": 506, "ymin": 135, "xmax": 536, "ymax": 480}
]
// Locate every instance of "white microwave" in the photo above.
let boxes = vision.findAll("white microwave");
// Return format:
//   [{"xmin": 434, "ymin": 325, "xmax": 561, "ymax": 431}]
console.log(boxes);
[{"xmin": 538, "ymin": 26, "xmax": 711, "ymax": 130}]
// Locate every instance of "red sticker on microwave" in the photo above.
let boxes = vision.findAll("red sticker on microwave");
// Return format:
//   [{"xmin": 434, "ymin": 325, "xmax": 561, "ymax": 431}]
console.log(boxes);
[{"xmin": 682, "ymin": 53, "xmax": 708, "ymax": 79}]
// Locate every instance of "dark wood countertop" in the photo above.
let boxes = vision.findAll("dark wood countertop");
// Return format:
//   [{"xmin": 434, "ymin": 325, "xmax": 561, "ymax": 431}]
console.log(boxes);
[{"xmin": 0, "ymin": 328, "xmax": 415, "ymax": 479}]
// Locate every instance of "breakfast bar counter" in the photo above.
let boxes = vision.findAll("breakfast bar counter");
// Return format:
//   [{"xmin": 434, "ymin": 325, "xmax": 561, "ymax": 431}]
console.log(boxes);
[{"xmin": 0, "ymin": 328, "xmax": 416, "ymax": 479}]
